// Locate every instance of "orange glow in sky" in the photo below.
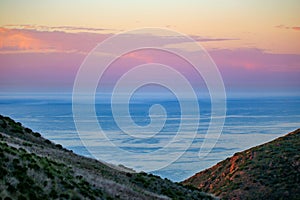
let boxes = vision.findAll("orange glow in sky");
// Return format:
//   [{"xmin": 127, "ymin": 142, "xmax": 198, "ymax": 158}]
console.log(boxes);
[{"xmin": 0, "ymin": 0, "xmax": 299, "ymax": 93}]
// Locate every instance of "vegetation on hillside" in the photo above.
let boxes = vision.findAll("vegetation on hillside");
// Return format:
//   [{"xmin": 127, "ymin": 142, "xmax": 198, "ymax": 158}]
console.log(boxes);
[
  {"xmin": 0, "ymin": 114, "xmax": 216, "ymax": 200},
  {"xmin": 183, "ymin": 128, "xmax": 300, "ymax": 200}
]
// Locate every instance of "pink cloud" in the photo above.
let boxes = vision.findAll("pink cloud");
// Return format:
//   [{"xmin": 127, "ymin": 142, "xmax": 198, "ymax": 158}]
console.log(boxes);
[
  {"xmin": 0, "ymin": 27, "xmax": 299, "ymax": 93},
  {"xmin": 0, "ymin": 27, "xmax": 111, "ymax": 54},
  {"xmin": 292, "ymin": 27, "xmax": 300, "ymax": 31},
  {"xmin": 209, "ymin": 48, "xmax": 300, "ymax": 71},
  {"xmin": 0, "ymin": 27, "xmax": 236, "ymax": 54},
  {"xmin": 275, "ymin": 25, "xmax": 300, "ymax": 31},
  {"xmin": 208, "ymin": 48, "xmax": 300, "ymax": 91},
  {"xmin": 123, "ymin": 51, "xmax": 154, "ymax": 63},
  {"xmin": 0, "ymin": 28, "xmax": 46, "ymax": 51}
]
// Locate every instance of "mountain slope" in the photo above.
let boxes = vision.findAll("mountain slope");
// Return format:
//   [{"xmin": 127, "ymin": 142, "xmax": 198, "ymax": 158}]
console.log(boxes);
[
  {"xmin": 183, "ymin": 128, "xmax": 300, "ymax": 200},
  {"xmin": 0, "ymin": 114, "xmax": 216, "ymax": 200}
]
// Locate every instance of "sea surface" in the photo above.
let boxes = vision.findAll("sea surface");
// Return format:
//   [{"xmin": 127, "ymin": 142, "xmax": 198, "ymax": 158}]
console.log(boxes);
[{"xmin": 0, "ymin": 93, "xmax": 299, "ymax": 182}]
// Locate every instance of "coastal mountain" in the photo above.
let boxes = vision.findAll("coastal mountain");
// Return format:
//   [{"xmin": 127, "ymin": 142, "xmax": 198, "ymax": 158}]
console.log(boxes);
[
  {"xmin": 0, "ymin": 114, "xmax": 216, "ymax": 200},
  {"xmin": 2, "ymin": 114, "xmax": 299, "ymax": 200},
  {"xmin": 183, "ymin": 128, "xmax": 300, "ymax": 200}
]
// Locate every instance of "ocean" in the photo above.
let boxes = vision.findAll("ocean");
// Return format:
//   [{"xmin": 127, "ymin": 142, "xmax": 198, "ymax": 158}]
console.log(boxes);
[{"xmin": 0, "ymin": 93, "xmax": 299, "ymax": 182}]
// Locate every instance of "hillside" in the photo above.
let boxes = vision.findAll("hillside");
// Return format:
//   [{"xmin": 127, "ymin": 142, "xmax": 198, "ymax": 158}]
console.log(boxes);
[
  {"xmin": 183, "ymin": 128, "xmax": 300, "ymax": 200},
  {"xmin": 0, "ymin": 114, "xmax": 216, "ymax": 200}
]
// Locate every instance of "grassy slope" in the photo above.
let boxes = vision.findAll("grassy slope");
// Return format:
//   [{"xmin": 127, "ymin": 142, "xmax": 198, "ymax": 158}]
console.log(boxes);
[
  {"xmin": 0, "ymin": 114, "xmax": 216, "ymax": 200},
  {"xmin": 183, "ymin": 128, "xmax": 300, "ymax": 200}
]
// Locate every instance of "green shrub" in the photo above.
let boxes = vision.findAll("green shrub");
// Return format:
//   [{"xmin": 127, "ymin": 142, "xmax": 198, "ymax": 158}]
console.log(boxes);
[
  {"xmin": 60, "ymin": 193, "xmax": 70, "ymax": 199},
  {"xmin": 11, "ymin": 126, "xmax": 23, "ymax": 134},
  {"xmin": 0, "ymin": 167, "xmax": 8, "ymax": 177},
  {"xmin": 28, "ymin": 191, "xmax": 38, "ymax": 200},
  {"xmin": 7, "ymin": 184, "xmax": 17, "ymax": 193},
  {"xmin": 28, "ymin": 163, "xmax": 40, "ymax": 170},
  {"xmin": 45, "ymin": 139, "xmax": 51, "ymax": 144},
  {"xmin": 12, "ymin": 158, "xmax": 19, "ymax": 165},
  {"xmin": 0, "ymin": 119, "xmax": 7, "ymax": 128},
  {"xmin": 24, "ymin": 127, "xmax": 32, "ymax": 133},
  {"xmin": 33, "ymin": 132, "xmax": 41, "ymax": 137},
  {"xmin": 17, "ymin": 195, "xmax": 27, "ymax": 200},
  {"xmin": 22, "ymin": 142, "xmax": 32, "ymax": 147},
  {"xmin": 49, "ymin": 189, "xmax": 58, "ymax": 199},
  {"xmin": 55, "ymin": 144, "xmax": 63, "ymax": 149}
]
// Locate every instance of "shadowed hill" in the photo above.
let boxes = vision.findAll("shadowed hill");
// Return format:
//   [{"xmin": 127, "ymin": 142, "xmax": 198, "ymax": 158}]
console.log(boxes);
[
  {"xmin": 0, "ymin": 114, "xmax": 216, "ymax": 200},
  {"xmin": 183, "ymin": 128, "xmax": 300, "ymax": 200}
]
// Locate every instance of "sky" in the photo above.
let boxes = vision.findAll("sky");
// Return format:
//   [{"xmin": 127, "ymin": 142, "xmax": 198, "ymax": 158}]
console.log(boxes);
[{"xmin": 0, "ymin": 0, "xmax": 299, "ymax": 96}]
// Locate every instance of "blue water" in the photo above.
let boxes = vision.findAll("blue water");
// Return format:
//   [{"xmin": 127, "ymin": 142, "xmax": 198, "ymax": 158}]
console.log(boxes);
[{"xmin": 0, "ymin": 93, "xmax": 299, "ymax": 182}]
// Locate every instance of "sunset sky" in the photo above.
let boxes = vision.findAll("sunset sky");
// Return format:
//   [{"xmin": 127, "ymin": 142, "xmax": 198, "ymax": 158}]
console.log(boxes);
[{"xmin": 0, "ymin": 0, "xmax": 299, "ymax": 96}]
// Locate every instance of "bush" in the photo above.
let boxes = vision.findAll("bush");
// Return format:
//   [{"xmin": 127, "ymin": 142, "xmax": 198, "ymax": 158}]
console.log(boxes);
[
  {"xmin": 55, "ymin": 144, "xmax": 63, "ymax": 149},
  {"xmin": 11, "ymin": 126, "xmax": 23, "ymax": 134},
  {"xmin": 60, "ymin": 193, "xmax": 70, "ymax": 199},
  {"xmin": 0, "ymin": 119, "xmax": 7, "ymax": 128},
  {"xmin": 28, "ymin": 163, "xmax": 40, "ymax": 170},
  {"xmin": 28, "ymin": 191, "xmax": 38, "ymax": 200},
  {"xmin": 23, "ymin": 142, "xmax": 32, "ymax": 147},
  {"xmin": 12, "ymin": 158, "xmax": 19, "ymax": 165},
  {"xmin": 45, "ymin": 139, "xmax": 52, "ymax": 144},
  {"xmin": 33, "ymin": 132, "xmax": 41, "ymax": 137},
  {"xmin": 17, "ymin": 195, "xmax": 27, "ymax": 200},
  {"xmin": 7, "ymin": 184, "xmax": 17, "ymax": 193},
  {"xmin": 0, "ymin": 167, "xmax": 8, "ymax": 177},
  {"xmin": 49, "ymin": 189, "xmax": 58, "ymax": 198},
  {"xmin": 24, "ymin": 128, "xmax": 32, "ymax": 133}
]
